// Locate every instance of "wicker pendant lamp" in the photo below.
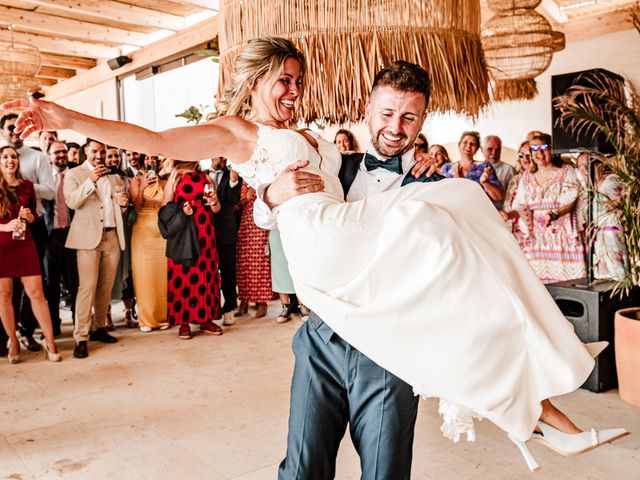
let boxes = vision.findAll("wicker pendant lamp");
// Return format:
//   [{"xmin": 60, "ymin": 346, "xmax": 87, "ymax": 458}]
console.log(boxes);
[
  {"xmin": 0, "ymin": 25, "xmax": 42, "ymax": 103},
  {"xmin": 481, "ymin": 0, "xmax": 564, "ymax": 102},
  {"xmin": 219, "ymin": 0, "xmax": 490, "ymax": 123}
]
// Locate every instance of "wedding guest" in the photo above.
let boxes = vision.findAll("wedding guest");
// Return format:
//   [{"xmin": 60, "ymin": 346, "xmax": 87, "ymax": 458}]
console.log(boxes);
[
  {"xmin": 1, "ymin": 113, "xmax": 54, "ymax": 352},
  {"xmin": 44, "ymin": 141, "xmax": 78, "ymax": 336},
  {"xmin": 129, "ymin": 158, "xmax": 168, "ymax": 332},
  {"xmin": 501, "ymin": 141, "xmax": 535, "ymax": 248},
  {"xmin": 482, "ymin": 135, "xmax": 513, "ymax": 209},
  {"xmin": 592, "ymin": 160, "xmax": 627, "ymax": 280},
  {"xmin": 425, "ymin": 144, "xmax": 450, "ymax": 179},
  {"xmin": 162, "ymin": 160, "xmax": 222, "ymax": 339},
  {"xmin": 0, "ymin": 146, "xmax": 60, "ymax": 363},
  {"xmin": 236, "ymin": 184, "xmax": 272, "ymax": 319},
  {"xmin": 209, "ymin": 157, "xmax": 242, "ymax": 326},
  {"xmin": 333, "ymin": 129, "xmax": 361, "ymax": 153},
  {"xmin": 270, "ymin": 228, "xmax": 297, "ymax": 324},
  {"xmin": 39, "ymin": 130, "xmax": 58, "ymax": 155},
  {"xmin": 123, "ymin": 150, "xmax": 143, "ymax": 178},
  {"xmin": 66, "ymin": 142, "xmax": 81, "ymax": 169},
  {"xmin": 510, "ymin": 133, "xmax": 586, "ymax": 283},
  {"xmin": 105, "ymin": 146, "xmax": 136, "ymax": 329},
  {"xmin": 64, "ymin": 139, "xmax": 128, "ymax": 358},
  {"xmin": 442, "ymin": 131, "xmax": 504, "ymax": 204}
]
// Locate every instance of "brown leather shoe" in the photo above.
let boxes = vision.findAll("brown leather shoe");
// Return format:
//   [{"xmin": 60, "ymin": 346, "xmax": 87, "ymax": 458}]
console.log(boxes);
[
  {"xmin": 234, "ymin": 299, "xmax": 249, "ymax": 317},
  {"xmin": 200, "ymin": 321, "xmax": 223, "ymax": 336},
  {"xmin": 254, "ymin": 303, "xmax": 268, "ymax": 318},
  {"xmin": 178, "ymin": 324, "xmax": 192, "ymax": 340}
]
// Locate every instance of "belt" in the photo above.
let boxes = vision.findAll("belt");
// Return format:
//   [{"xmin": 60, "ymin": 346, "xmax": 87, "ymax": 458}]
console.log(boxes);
[{"xmin": 104, "ymin": 227, "xmax": 116, "ymax": 232}]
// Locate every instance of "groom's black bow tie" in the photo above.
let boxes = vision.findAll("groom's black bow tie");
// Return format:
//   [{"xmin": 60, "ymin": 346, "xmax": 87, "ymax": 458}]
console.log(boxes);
[{"xmin": 364, "ymin": 153, "xmax": 403, "ymax": 175}]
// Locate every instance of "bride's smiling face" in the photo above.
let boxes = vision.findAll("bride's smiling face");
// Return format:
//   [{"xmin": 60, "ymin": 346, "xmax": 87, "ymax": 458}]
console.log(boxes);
[{"xmin": 252, "ymin": 57, "xmax": 303, "ymax": 126}]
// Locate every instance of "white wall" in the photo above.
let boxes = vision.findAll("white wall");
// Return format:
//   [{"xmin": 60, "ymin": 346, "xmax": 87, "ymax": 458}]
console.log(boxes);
[
  {"xmin": 55, "ymin": 79, "xmax": 119, "ymax": 145},
  {"xmin": 319, "ymin": 28, "xmax": 640, "ymax": 163}
]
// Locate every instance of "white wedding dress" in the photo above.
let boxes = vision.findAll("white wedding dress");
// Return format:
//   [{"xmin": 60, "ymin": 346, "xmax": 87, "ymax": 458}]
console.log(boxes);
[{"xmin": 230, "ymin": 124, "xmax": 595, "ymax": 442}]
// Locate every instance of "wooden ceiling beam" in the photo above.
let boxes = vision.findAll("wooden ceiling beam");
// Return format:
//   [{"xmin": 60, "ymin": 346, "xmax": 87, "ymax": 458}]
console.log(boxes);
[
  {"xmin": 38, "ymin": 65, "xmax": 76, "ymax": 79},
  {"xmin": 0, "ymin": 5, "xmax": 150, "ymax": 46},
  {"xmin": 552, "ymin": 8, "xmax": 633, "ymax": 41},
  {"xmin": 10, "ymin": 0, "xmax": 186, "ymax": 32},
  {"xmin": 45, "ymin": 15, "xmax": 219, "ymax": 100},
  {"xmin": 177, "ymin": 0, "xmax": 219, "ymax": 11},
  {"xmin": 40, "ymin": 52, "xmax": 97, "ymax": 70},
  {"xmin": 35, "ymin": 77, "xmax": 57, "ymax": 86},
  {"xmin": 0, "ymin": 29, "xmax": 120, "ymax": 58}
]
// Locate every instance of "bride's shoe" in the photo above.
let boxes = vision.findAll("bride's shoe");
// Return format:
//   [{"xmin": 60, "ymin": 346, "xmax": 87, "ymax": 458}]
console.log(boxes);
[
  {"xmin": 509, "ymin": 421, "xmax": 629, "ymax": 472},
  {"xmin": 8, "ymin": 339, "xmax": 20, "ymax": 364},
  {"xmin": 531, "ymin": 420, "xmax": 628, "ymax": 456},
  {"xmin": 43, "ymin": 342, "xmax": 61, "ymax": 362}
]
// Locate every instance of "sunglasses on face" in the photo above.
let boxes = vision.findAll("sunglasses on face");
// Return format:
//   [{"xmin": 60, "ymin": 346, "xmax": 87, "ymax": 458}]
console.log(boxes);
[
  {"xmin": 6, "ymin": 125, "xmax": 16, "ymax": 132},
  {"xmin": 414, "ymin": 142, "xmax": 427, "ymax": 151},
  {"xmin": 518, "ymin": 152, "xmax": 531, "ymax": 159},
  {"xmin": 530, "ymin": 143, "xmax": 551, "ymax": 152}
]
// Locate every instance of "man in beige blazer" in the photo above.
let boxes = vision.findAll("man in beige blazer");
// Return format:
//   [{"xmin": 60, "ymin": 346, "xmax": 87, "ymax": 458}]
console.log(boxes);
[{"xmin": 64, "ymin": 138, "xmax": 128, "ymax": 359}]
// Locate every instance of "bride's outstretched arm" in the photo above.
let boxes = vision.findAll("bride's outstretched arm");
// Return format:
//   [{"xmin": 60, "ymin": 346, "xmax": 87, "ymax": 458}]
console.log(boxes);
[{"xmin": 1, "ymin": 97, "xmax": 252, "ymax": 162}]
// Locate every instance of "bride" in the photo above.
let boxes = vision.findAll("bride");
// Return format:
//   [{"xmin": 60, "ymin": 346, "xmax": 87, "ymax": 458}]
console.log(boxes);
[{"xmin": 3, "ymin": 37, "xmax": 627, "ymax": 471}]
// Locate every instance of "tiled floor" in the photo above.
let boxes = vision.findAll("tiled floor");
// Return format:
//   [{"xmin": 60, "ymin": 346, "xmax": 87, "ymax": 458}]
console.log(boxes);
[{"xmin": 1, "ymin": 303, "xmax": 638, "ymax": 479}]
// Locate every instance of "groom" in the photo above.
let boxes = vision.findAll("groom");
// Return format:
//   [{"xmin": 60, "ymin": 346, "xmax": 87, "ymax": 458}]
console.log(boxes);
[{"xmin": 255, "ymin": 61, "xmax": 438, "ymax": 479}]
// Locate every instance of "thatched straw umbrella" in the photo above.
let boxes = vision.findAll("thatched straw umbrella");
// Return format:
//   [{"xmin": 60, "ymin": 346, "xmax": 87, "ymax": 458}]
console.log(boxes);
[{"xmin": 218, "ymin": 0, "xmax": 490, "ymax": 123}]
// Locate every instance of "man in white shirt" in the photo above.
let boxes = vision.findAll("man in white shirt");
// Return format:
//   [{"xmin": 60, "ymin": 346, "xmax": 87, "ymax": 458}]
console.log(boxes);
[
  {"xmin": 44, "ymin": 141, "xmax": 78, "ymax": 336},
  {"xmin": 482, "ymin": 135, "xmax": 513, "ymax": 210},
  {"xmin": 255, "ymin": 61, "xmax": 435, "ymax": 480},
  {"xmin": 1, "ymin": 113, "xmax": 55, "ymax": 351}
]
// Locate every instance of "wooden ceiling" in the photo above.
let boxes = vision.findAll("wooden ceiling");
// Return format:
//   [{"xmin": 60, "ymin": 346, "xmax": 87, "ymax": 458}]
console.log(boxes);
[
  {"xmin": 0, "ymin": 0, "xmax": 219, "ymax": 93},
  {"xmin": 0, "ymin": 0, "xmax": 635, "ymax": 96}
]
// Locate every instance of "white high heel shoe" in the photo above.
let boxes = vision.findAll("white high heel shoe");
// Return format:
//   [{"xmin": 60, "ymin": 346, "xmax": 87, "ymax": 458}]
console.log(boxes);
[{"xmin": 510, "ymin": 421, "xmax": 629, "ymax": 472}]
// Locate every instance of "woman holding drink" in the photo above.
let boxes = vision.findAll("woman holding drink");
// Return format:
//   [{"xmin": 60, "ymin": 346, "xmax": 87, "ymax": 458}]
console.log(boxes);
[{"xmin": 0, "ymin": 145, "xmax": 60, "ymax": 363}]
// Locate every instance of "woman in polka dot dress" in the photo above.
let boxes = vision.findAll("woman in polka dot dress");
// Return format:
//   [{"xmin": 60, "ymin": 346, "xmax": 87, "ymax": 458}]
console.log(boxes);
[{"xmin": 162, "ymin": 160, "xmax": 222, "ymax": 339}]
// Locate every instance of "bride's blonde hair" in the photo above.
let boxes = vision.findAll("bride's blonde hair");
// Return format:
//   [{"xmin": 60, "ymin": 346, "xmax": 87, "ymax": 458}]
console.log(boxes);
[{"xmin": 217, "ymin": 37, "xmax": 306, "ymax": 118}]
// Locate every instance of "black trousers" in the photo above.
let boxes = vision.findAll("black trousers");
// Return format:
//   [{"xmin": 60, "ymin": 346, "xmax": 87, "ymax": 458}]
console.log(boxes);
[
  {"xmin": 45, "ymin": 228, "xmax": 78, "ymax": 336},
  {"xmin": 218, "ymin": 242, "xmax": 237, "ymax": 314}
]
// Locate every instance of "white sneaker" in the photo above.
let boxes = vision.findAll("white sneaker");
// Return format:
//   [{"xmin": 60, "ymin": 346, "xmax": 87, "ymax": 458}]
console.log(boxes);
[
  {"xmin": 276, "ymin": 305, "xmax": 292, "ymax": 324},
  {"xmin": 139, "ymin": 326, "xmax": 152, "ymax": 333},
  {"xmin": 222, "ymin": 311, "xmax": 236, "ymax": 326}
]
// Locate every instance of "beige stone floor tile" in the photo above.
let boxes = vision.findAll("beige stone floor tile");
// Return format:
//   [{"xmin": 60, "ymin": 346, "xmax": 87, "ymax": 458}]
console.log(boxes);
[
  {"xmin": 123, "ymin": 445, "xmax": 227, "ymax": 479},
  {"xmin": 2, "ymin": 302, "xmax": 639, "ymax": 479}
]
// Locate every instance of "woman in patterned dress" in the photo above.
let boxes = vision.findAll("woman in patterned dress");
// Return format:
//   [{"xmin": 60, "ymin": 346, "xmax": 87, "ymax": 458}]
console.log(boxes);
[
  {"xmin": 162, "ymin": 160, "xmax": 222, "ymax": 339},
  {"xmin": 509, "ymin": 133, "xmax": 586, "ymax": 283},
  {"xmin": 235, "ymin": 183, "xmax": 272, "ymax": 318},
  {"xmin": 501, "ymin": 140, "xmax": 535, "ymax": 249}
]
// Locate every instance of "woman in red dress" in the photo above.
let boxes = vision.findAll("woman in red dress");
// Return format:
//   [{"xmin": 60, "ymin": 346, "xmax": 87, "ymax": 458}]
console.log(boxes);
[
  {"xmin": 235, "ymin": 183, "xmax": 272, "ymax": 318},
  {"xmin": 162, "ymin": 160, "xmax": 222, "ymax": 339},
  {"xmin": 0, "ymin": 146, "xmax": 60, "ymax": 363}
]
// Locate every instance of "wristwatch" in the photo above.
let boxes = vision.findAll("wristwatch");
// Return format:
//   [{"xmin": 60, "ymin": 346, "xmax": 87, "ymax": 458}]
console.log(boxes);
[{"xmin": 549, "ymin": 210, "xmax": 559, "ymax": 221}]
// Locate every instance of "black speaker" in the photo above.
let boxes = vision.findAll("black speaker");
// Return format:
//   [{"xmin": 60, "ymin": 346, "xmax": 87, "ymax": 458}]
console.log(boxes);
[
  {"xmin": 551, "ymin": 68, "xmax": 624, "ymax": 154},
  {"xmin": 545, "ymin": 279, "xmax": 640, "ymax": 392}
]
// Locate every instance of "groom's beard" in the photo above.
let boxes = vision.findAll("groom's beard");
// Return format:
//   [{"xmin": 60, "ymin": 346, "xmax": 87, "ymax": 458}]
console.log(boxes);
[{"xmin": 371, "ymin": 130, "xmax": 412, "ymax": 159}]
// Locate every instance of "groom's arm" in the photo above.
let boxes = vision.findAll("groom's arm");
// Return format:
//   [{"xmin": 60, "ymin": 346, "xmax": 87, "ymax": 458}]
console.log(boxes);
[{"xmin": 253, "ymin": 160, "xmax": 324, "ymax": 229}]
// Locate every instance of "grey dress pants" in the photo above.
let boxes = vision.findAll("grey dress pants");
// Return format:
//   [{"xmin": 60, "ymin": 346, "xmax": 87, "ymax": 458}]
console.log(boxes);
[{"xmin": 278, "ymin": 312, "xmax": 419, "ymax": 480}]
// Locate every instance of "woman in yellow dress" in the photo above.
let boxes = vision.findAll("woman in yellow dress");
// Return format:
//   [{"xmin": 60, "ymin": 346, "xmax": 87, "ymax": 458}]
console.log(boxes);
[{"xmin": 129, "ymin": 156, "xmax": 169, "ymax": 332}]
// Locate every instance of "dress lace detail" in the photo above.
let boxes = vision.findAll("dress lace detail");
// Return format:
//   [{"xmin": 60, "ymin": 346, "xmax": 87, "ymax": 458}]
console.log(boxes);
[{"xmin": 437, "ymin": 399, "xmax": 483, "ymax": 442}]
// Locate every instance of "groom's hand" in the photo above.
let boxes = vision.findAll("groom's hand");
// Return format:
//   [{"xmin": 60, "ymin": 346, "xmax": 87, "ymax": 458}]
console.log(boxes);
[{"xmin": 263, "ymin": 160, "xmax": 324, "ymax": 209}]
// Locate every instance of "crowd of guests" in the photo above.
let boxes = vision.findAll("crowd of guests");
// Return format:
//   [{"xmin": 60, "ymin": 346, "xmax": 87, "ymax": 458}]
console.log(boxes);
[
  {"xmin": 333, "ymin": 127, "xmax": 628, "ymax": 285},
  {"xmin": 0, "ymin": 112, "xmax": 307, "ymax": 362},
  {"xmin": 0, "ymin": 108, "xmax": 627, "ymax": 363}
]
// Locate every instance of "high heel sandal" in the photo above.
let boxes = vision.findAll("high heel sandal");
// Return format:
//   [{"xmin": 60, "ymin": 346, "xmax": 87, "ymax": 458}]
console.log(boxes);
[
  {"xmin": 43, "ymin": 342, "xmax": 61, "ymax": 362},
  {"xmin": 510, "ymin": 421, "xmax": 629, "ymax": 472},
  {"xmin": 8, "ymin": 339, "xmax": 20, "ymax": 364}
]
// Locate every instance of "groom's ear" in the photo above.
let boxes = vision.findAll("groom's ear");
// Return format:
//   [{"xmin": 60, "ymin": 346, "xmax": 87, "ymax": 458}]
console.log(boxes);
[{"xmin": 364, "ymin": 101, "xmax": 371, "ymax": 122}]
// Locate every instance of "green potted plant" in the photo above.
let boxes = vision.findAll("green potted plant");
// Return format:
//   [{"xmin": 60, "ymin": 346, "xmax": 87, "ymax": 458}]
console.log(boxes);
[{"xmin": 553, "ymin": 5, "xmax": 640, "ymax": 406}]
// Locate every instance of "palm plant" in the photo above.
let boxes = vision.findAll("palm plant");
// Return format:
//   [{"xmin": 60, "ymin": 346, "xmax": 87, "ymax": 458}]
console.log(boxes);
[{"xmin": 553, "ymin": 7, "xmax": 640, "ymax": 294}]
